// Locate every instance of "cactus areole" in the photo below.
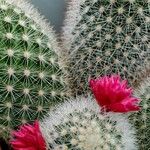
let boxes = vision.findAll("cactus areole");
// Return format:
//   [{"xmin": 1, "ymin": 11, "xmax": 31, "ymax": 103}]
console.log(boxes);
[{"xmin": 0, "ymin": 0, "xmax": 66, "ymax": 138}]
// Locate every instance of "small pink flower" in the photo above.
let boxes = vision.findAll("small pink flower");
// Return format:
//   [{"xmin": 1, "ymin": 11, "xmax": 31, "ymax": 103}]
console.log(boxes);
[
  {"xmin": 89, "ymin": 75, "xmax": 140, "ymax": 113},
  {"xmin": 10, "ymin": 121, "xmax": 46, "ymax": 150}
]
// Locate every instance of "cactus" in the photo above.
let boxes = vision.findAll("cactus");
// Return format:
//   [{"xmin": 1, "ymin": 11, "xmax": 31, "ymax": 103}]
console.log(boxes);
[
  {"xmin": 62, "ymin": 0, "xmax": 150, "ymax": 94},
  {"xmin": 130, "ymin": 77, "xmax": 150, "ymax": 149},
  {"xmin": 0, "ymin": 0, "xmax": 67, "ymax": 139},
  {"xmin": 10, "ymin": 75, "xmax": 139, "ymax": 150},
  {"xmin": 40, "ymin": 97, "xmax": 137, "ymax": 150}
]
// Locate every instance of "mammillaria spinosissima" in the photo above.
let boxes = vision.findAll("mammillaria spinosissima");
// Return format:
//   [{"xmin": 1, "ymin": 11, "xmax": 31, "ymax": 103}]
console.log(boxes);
[
  {"xmin": 62, "ymin": 0, "xmax": 150, "ymax": 95},
  {"xmin": 11, "ymin": 97, "xmax": 137, "ymax": 150},
  {"xmin": 11, "ymin": 75, "xmax": 140, "ymax": 150},
  {"xmin": 41, "ymin": 97, "xmax": 139, "ymax": 150},
  {"xmin": 0, "ymin": 0, "xmax": 67, "ymax": 139},
  {"xmin": 130, "ymin": 76, "xmax": 150, "ymax": 149}
]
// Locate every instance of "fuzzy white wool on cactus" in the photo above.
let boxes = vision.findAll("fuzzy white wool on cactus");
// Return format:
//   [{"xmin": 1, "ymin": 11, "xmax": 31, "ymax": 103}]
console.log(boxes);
[
  {"xmin": 62, "ymin": 0, "xmax": 150, "ymax": 95},
  {"xmin": 40, "ymin": 96, "xmax": 137, "ymax": 150},
  {"xmin": 130, "ymin": 76, "xmax": 150, "ymax": 149},
  {"xmin": 62, "ymin": 0, "xmax": 86, "ymax": 47}
]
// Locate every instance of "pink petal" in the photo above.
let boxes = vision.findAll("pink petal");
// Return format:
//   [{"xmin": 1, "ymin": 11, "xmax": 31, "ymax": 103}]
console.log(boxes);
[
  {"xmin": 90, "ymin": 75, "xmax": 140, "ymax": 113},
  {"xmin": 10, "ymin": 121, "xmax": 46, "ymax": 150},
  {"xmin": 106, "ymin": 98, "xmax": 140, "ymax": 112}
]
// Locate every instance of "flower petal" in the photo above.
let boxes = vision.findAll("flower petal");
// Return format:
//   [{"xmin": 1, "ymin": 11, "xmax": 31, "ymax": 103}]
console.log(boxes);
[
  {"xmin": 90, "ymin": 75, "xmax": 140, "ymax": 113},
  {"xmin": 10, "ymin": 121, "xmax": 46, "ymax": 150}
]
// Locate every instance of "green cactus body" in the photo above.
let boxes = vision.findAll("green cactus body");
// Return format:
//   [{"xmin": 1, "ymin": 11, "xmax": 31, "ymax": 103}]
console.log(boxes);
[
  {"xmin": 62, "ymin": 0, "xmax": 150, "ymax": 94},
  {"xmin": 0, "ymin": 0, "xmax": 66, "ymax": 139},
  {"xmin": 41, "ymin": 97, "xmax": 137, "ymax": 150},
  {"xmin": 130, "ymin": 77, "xmax": 150, "ymax": 149}
]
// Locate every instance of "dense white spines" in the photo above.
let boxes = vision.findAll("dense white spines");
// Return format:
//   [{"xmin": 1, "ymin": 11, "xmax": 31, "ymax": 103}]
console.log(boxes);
[
  {"xmin": 62, "ymin": 0, "xmax": 86, "ymax": 50},
  {"xmin": 0, "ymin": 0, "xmax": 67, "ymax": 139},
  {"xmin": 5, "ymin": 0, "xmax": 60, "ymax": 54},
  {"xmin": 41, "ymin": 97, "xmax": 137, "ymax": 150},
  {"xmin": 62, "ymin": 0, "xmax": 150, "ymax": 95},
  {"xmin": 130, "ymin": 77, "xmax": 150, "ymax": 149}
]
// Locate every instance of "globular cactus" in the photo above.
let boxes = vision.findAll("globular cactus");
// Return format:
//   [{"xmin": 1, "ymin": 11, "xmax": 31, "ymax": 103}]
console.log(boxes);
[
  {"xmin": 130, "ymin": 77, "xmax": 150, "ymax": 149},
  {"xmin": 40, "ymin": 98, "xmax": 137, "ymax": 150},
  {"xmin": 11, "ymin": 97, "xmax": 137, "ymax": 150},
  {"xmin": 62, "ymin": 0, "xmax": 150, "ymax": 94},
  {"xmin": 0, "ymin": 0, "xmax": 67, "ymax": 139},
  {"xmin": 11, "ymin": 75, "xmax": 140, "ymax": 150}
]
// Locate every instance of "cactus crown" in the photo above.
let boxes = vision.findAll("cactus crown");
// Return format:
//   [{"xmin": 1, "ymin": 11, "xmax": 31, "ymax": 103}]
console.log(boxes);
[
  {"xmin": 41, "ymin": 97, "xmax": 137, "ymax": 150},
  {"xmin": 130, "ymin": 77, "xmax": 150, "ymax": 149},
  {"xmin": 0, "ymin": 0, "xmax": 66, "ymax": 138},
  {"xmin": 63, "ymin": 0, "xmax": 150, "ymax": 94}
]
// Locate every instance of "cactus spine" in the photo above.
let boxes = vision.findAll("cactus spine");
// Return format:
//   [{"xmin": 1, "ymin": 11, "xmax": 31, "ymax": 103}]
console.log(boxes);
[
  {"xmin": 40, "ymin": 97, "xmax": 137, "ymax": 150},
  {"xmin": 130, "ymin": 77, "xmax": 150, "ymax": 149},
  {"xmin": 0, "ymin": 0, "xmax": 67, "ymax": 139},
  {"xmin": 62, "ymin": 0, "xmax": 150, "ymax": 95}
]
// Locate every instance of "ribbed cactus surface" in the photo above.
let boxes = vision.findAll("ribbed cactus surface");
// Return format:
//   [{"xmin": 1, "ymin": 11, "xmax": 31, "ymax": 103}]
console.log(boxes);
[
  {"xmin": 62, "ymin": 0, "xmax": 150, "ymax": 94},
  {"xmin": 0, "ymin": 0, "xmax": 66, "ymax": 139},
  {"xmin": 41, "ymin": 97, "xmax": 137, "ymax": 150},
  {"xmin": 130, "ymin": 77, "xmax": 150, "ymax": 149}
]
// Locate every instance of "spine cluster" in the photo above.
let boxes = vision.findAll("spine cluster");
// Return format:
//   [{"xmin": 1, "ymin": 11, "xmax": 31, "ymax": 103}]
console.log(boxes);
[
  {"xmin": 0, "ymin": 0, "xmax": 66, "ymax": 138},
  {"xmin": 41, "ymin": 97, "xmax": 137, "ymax": 150},
  {"xmin": 62, "ymin": 0, "xmax": 150, "ymax": 95},
  {"xmin": 130, "ymin": 77, "xmax": 150, "ymax": 149}
]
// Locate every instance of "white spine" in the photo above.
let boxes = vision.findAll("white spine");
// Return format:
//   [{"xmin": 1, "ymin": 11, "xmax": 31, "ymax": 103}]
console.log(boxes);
[
  {"xmin": 62, "ymin": 0, "xmax": 85, "ymax": 52},
  {"xmin": 40, "ymin": 96, "xmax": 137, "ymax": 150},
  {"xmin": 5, "ymin": 0, "xmax": 60, "ymax": 56}
]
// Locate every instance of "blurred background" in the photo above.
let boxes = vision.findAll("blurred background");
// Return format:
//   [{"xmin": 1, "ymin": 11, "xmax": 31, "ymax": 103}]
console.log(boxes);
[{"xmin": 31, "ymin": 0, "xmax": 66, "ymax": 33}]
